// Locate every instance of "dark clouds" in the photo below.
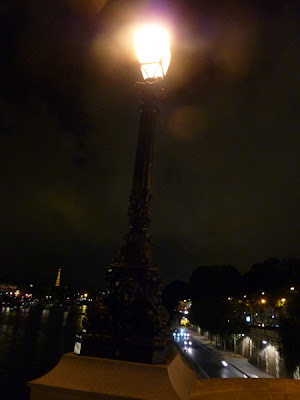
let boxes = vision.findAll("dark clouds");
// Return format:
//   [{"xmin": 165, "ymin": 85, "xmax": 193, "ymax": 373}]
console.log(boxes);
[{"xmin": 0, "ymin": 0, "xmax": 299, "ymax": 288}]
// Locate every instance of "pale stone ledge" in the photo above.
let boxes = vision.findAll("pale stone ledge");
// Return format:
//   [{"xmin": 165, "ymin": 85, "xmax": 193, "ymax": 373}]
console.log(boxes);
[
  {"xmin": 191, "ymin": 378, "xmax": 300, "ymax": 400},
  {"xmin": 29, "ymin": 352, "xmax": 196, "ymax": 400}
]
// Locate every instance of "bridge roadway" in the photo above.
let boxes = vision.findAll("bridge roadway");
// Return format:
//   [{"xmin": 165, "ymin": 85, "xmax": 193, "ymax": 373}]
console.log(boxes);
[{"xmin": 174, "ymin": 329, "xmax": 246, "ymax": 379}]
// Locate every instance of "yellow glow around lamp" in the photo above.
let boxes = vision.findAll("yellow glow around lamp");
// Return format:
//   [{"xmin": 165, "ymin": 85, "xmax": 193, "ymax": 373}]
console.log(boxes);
[{"xmin": 135, "ymin": 24, "xmax": 171, "ymax": 80}]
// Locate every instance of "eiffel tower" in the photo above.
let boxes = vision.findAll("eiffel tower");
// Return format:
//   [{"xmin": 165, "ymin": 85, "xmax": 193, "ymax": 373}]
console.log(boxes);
[{"xmin": 55, "ymin": 268, "xmax": 61, "ymax": 287}]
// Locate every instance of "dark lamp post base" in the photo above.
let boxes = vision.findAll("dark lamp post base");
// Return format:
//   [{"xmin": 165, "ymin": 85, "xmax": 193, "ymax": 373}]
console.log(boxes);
[{"xmin": 79, "ymin": 260, "xmax": 172, "ymax": 364}]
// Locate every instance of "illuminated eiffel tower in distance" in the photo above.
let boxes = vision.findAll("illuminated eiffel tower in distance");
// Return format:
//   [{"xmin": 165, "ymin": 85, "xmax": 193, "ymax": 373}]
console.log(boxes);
[{"xmin": 55, "ymin": 268, "xmax": 61, "ymax": 287}]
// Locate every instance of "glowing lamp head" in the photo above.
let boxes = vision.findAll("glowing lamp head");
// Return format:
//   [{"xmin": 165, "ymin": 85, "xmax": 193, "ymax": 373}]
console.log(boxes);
[{"xmin": 135, "ymin": 24, "xmax": 171, "ymax": 80}]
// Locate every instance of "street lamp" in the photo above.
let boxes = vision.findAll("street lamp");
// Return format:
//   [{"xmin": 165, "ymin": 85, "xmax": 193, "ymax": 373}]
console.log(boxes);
[{"xmin": 80, "ymin": 24, "xmax": 172, "ymax": 364}]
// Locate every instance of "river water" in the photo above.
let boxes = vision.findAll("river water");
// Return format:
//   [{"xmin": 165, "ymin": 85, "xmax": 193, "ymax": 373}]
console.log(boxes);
[{"xmin": 0, "ymin": 305, "xmax": 86, "ymax": 399}]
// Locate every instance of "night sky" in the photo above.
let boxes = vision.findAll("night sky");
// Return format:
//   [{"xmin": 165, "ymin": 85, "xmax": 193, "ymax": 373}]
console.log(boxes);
[{"xmin": 1, "ymin": 0, "xmax": 299, "ymax": 288}]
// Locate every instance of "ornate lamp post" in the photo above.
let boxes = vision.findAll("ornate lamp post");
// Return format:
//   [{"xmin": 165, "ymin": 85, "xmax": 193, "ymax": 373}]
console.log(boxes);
[
  {"xmin": 80, "ymin": 25, "xmax": 172, "ymax": 364},
  {"xmin": 115, "ymin": 24, "xmax": 171, "ymax": 267}
]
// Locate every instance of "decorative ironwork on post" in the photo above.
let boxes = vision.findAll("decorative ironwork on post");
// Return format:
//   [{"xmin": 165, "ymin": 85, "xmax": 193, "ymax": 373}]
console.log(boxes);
[
  {"xmin": 118, "ymin": 81, "xmax": 163, "ymax": 265},
  {"xmin": 105, "ymin": 80, "xmax": 170, "ymax": 364}
]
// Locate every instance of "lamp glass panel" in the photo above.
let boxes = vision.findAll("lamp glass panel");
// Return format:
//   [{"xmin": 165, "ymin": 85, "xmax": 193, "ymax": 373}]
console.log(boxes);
[
  {"xmin": 141, "ymin": 63, "xmax": 163, "ymax": 79},
  {"xmin": 135, "ymin": 25, "xmax": 170, "ymax": 79}
]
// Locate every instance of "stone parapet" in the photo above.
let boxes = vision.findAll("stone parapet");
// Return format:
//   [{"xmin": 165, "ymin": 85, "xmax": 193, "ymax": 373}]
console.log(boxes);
[{"xmin": 29, "ymin": 352, "xmax": 196, "ymax": 400}]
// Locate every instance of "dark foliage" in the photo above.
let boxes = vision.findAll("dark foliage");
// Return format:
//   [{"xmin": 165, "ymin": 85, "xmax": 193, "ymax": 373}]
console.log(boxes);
[
  {"xmin": 243, "ymin": 258, "xmax": 300, "ymax": 295},
  {"xmin": 189, "ymin": 265, "xmax": 243, "ymax": 335},
  {"xmin": 162, "ymin": 280, "xmax": 190, "ymax": 313},
  {"xmin": 279, "ymin": 291, "xmax": 300, "ymax": 374}
]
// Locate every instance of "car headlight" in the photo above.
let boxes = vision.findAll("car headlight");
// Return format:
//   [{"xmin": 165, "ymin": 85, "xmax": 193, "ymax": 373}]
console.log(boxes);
[{"xmin": 221, "ymin": 361, "xmax": 228, "ymax": 367}]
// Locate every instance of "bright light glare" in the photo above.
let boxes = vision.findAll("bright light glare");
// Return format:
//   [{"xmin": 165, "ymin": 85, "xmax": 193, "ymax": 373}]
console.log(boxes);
[
  {"xmin": 221, "ymin": 361, "xmax": 228, "ymax": 367},
  {"xmin": 135, "ymin": 25, "xmax": 171, "ymax": 79}
]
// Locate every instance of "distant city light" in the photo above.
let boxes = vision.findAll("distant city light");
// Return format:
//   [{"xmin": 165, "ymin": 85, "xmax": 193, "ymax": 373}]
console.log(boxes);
[
  {"xmin": 261, "ymin": 299, "xmax": 266, "ymax": 304},
  {"xmin": 262, "ymin": 340, "xmax": 267, "ymax": 345},
  {"xmin": 246, "ymin": 316, "xmax": 251, "ymax": 322},
  {"xmin": 281, "ymin": 298, "xmax": 286, "ymax": 303},
  {"xmin": 290, "ymin": 287, "xmax": 295, "ymax": 291},
  {"xmin": 262, "ymin": 292, "xmax": 265, "ymax": 295}
]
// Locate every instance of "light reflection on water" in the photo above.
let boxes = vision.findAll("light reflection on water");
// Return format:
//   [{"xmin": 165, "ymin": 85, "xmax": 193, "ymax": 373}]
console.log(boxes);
[{"xmin": 0, "ymin": 305, "xmax": 86, "ymax": 399}]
